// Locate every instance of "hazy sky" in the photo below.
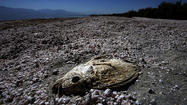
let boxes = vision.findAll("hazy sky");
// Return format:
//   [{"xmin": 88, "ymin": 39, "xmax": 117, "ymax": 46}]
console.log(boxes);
[{"xmin": 0, "ymin": 0, "xmax": 186, "ymax": 14}]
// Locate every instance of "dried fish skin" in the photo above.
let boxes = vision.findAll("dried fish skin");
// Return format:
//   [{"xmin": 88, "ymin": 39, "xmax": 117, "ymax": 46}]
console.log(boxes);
[{"xmin": 52, "ymin": 56, "xmax": 140, "ymax": 96}]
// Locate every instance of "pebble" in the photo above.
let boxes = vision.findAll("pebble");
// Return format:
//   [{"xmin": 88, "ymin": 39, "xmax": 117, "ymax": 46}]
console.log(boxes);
[
  {"xmin": 91, "ymin": 94, "xmax": 100, "ymax": 101},
  {"xmin": 64, "ymin": 98, "xmax": 71, "ymax": 104},
  {"xmin": 159, "ymin": 79, "xmax": 163, "ymax": 83},
  {"xmin": 27, "ymin": 96, "xmax": 35, "ymax": 104},
  {"xmin": 107, "ymin": 101, "xmax": 114, "ymax": 105},
  {"xmin": 91, "ymin": 90, "xmax": 100, "ymax": 98},
  {"xmin": 57, "ymin": 98, "xmax": 63, "ymax": 104},
  {"xmin": 112, "ymin": 91, "xmax": 118, "ymax": 97},
  {"xmin": 129, "ymin": 95, "xmax": 136, "ymax": 101},
  {"xmin": 174, "ymin": 85, "xmax": 179, "ymax": 89},
  {"xmin": 103, "ymin": 88, "xmax": 111, "ymax": 96},
  {"xmin": 5, "ymin": 95, "xmax": 14, "ymax": 102},
  {"xmin": 82, "ymin": 95, "xmax": 91, "ymax": 105},
  {"xmin": 39, "ymin": 101, "xmax": 45, "ymax": 105},
  {"xmin": 34, "ymin": 99, "xmax": 40, "ymax": 104},
  {"xmin": 121, "ymin": 100, "xmax": 128, "ymax": 104},
  {"xmin": 159, "ymin": 91, "xmax": 163, "ymax": 95},
  {"xmin": 148, "ymin": 88, "xmax": 155, "ymax": 94},
  {"xmin": 135, "ymin": 100, "xmax": 141, "ymax": 105},
  {"xmin": 55, "ymin": 97, "xmax": 59, "ymax": 102},
  {"xmin": 32, "ymin": 77, "xmax": 39, "ymax": 83},
  {"xmin": 15, "ymin": 80, "xmax": 23, "ymax": 87},
  {"xmin": 35, "ymin": 90, "xmax": 41, "ymax": 94},
  {"xmin": 44, "ymin": 74, "xmax": 49, "ymax": 79},
  {"xmin": 57, "ymin": 97, "xmax": 70, "ymax": 104},
  {"xmin": 113, "ymin": 102, "xmax": 118, "ymax": 105},
  {"xmin": 140, "ymin": 58, "xmax": 147, "ymax": 64},
  {"xmin": 90, "ymin": 89, "xmax": 95, "ymax": 93},
  {"xmin": 45, "ymin": 102, "xmax": 49, "ymax": 105},
  {"xmin": 115, "ymin": 94, "xmax": 119, "ymax": 99},
  {"xmin": 110, "ymin": 97, "xmax": 115, "ymax": 101},
  {"xmin": 116, "ymin": 94, "xmax": 125, "ymax": 102},
  {"xmin": 18, "ymin": 88, "xmax": 23, "ymax": 92},
  {"xmin": 124, "ymin": 94, "xmax": 131, "ymax": 99},
  {"xmin": 150, "ymin": 98, "xmax": 157, "ymax": 105},
  {"xmin": 52, "ymin": 69, "xmax": 59, "ymax": 75},
  {"xmin": 97, "ymin": 103, "xmax": 103, "ymax": 105}
]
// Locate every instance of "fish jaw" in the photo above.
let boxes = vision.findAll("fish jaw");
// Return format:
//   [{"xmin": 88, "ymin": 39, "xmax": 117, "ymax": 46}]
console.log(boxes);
[{"xmin": 52, "ymin": 66, "xmax": 95, "ymax": 96}]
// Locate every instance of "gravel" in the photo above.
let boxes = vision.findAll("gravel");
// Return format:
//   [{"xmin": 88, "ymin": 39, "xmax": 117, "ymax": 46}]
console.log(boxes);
[{"xmin": 0, "ymin": 16, "xmax": 187, "ymax": 105}]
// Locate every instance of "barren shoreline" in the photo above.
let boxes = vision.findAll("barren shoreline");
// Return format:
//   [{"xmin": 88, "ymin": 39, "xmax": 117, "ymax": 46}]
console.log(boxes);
[{"xmin": 0, "ymin": 16, "xmax": 186, "ymax": 105}]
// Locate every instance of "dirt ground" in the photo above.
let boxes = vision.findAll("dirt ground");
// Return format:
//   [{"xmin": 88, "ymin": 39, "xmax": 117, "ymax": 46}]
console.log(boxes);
[{"xmin": 0, "ymin": 16, "xmax": 186, "ymax": 105}]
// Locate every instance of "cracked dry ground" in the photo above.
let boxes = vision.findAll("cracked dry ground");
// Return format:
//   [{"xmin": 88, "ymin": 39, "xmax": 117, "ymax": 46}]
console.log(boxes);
[{"xmin": 0, "ymin": 16, "xmax": 187, "ymax": 105}]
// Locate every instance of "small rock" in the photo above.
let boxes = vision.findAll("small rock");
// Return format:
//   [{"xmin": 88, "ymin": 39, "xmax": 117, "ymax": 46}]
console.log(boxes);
[
  {"xmin": 159, "ymin": 79, "xmax": 163, "ymax": 83},
  {"xmin": 40, "ymin": 93, "xmax": 47, "ymax": 99},
  {"xmin": 91, "ymin": 94, "xmax": 100, "ymax": 102},
  {"xmin": 114, "ymin": 94, "xmax": 119, "ymax": 99},
  {"xmin": 27, "ymin": 96, "xmax": 35, "ymax": 104},
  {"xmin": 91, "ymin": 90, "xmax": 100, "ymax": 98},
  {"xmin": 97, "ymin": 103, "xmax": 103, "ymax": 105},
  {"xmin": 140, "ymin": 58, "xmax": 147, "ymax": 64},
  {"xmin": 135, "ymin": 100, "xmax": 141, "ymax": 105},
  {"xmin": 112, "ymin": 91, "xmax": 118, "ymax": 97},
  {"xmin": 34, "ymin": 99, "xmax": 40, "ymax": 104},
  {"xmin": 101, "ymin": 99, "xmax": 107, "ymax": 104},
  {"xmin": 5, "ymin": 95, "xmax": 14, "ymax": 102},
  {"xmin": 132, "ymin": 92, "xmax": 137, "ymax": 95},
  {"xmin": 116, "ymin": 94, "xmax": 125, "ymax": 103},
  {"xmin": 103, "ymin": 88, "xmax": 111, "ymax": 96},
  {"xmin": 35, "ymin": 90, "xmax": 41, "ymax": 94},
  {"xmin": 44, "ymin": 74, "xmax": 49, "ymax": 79},
  {"xmin": 98, "ymin": 96, "xmax": 103, "ymax": 100},
  {"xmin": 107, "ymin": 101, "xmax": 113, "ymax": 104},
  {"xmin": 113, "ymin": 102, "xmax": 118, "ymax": 105},
  {"xmin": 32, "ymin": 77, "xmax": 39, "ymax": 83},
  {"xmin": 65, "ymin": 98, "xmax": 71, "ymax": 104},
  {"xmin": 39, "ymin": 101, "xmax": 45, "ymax": 105},
  {"xmin": 124, "ymin": 94, "xmax": 131, "ymax": 99},
  {"xmin": 129, "ymin": 95, "xmax": 136, "ymax": 101},
  {"xmin": 52, "ymin": 69, "xmax": 59, "ymax": 75},
  {"xmin": 90, "ymin": 89, "xmax": 95, "ymax": 93},
  {"xmin": 76, "ymin": 97, "xmax": 82, "ymax": 101},
  {"xmin": 18, "ymin": 88, "xmax": 23, "ymax": 92},
  {"xmin": 159, "ymin": 91, "xmax": 163, "ymax": 95},
  {"xmin": 85, "ymin": 92, "xmax": 91, "ymax": 99},
  {"xmin": 57, "ymin": 98, "xmax": 63, "ymax": 104},
  {"xmin": 150, "ymin": 98, "xmax": 157, "ymax": 105},
  {"xmin": 122, "ymin": 91, "xmax": 127, "ymax": 94},
  {"xmin": 82, "ymin": 94, "xmax": 91, "ymax": 105},
  {"xmin": 121, "ymin": 100, "xmax": 127, "ymax": 104},
  {"xmin": 148, "ymin": 88, "xmax": 155, "ymax": 94},
  {"xmin": 57, "ymin": 97, "xmax": 70, "ymax": 104},
  {"xmin": 15, "ymin": 80, "xmax": 23, "ymax": 87},
  {"xmin": 110, "ymin": 97, "xmax": 115, "ymax": 101},
  {"xmin": 174, "ymin": 85, "xmax": 179, "ymax": 89},
  {"xmin": 55, "ymin": 98, "xmax": 59, "ymax": 102},
  {"xmin": 45, "ymin": 102, "xmax": 49, "ymax": 105}
]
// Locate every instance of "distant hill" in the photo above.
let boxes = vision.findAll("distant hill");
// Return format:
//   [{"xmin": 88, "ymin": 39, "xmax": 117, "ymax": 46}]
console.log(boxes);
[{"xmin": 0, "ymin": 6, "xmax": 86, "ymax": 20}]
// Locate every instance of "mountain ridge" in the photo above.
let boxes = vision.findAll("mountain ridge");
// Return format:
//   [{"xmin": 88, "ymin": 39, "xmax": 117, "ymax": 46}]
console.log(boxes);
[{"xmin": 0, "ymin": 6, "xmax": 86, "ymax": 20}]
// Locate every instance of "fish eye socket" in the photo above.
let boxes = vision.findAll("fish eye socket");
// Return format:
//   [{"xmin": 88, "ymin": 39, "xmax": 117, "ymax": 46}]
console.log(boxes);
[{"xmin": 72, "ymin": 76, "xmax": 80, "ymax": 83}]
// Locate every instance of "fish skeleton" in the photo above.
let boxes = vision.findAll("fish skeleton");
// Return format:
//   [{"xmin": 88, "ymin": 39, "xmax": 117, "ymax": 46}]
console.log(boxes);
[{"xmin": 52, "ymin": 56, "xmax": 140, "ymax": 96}]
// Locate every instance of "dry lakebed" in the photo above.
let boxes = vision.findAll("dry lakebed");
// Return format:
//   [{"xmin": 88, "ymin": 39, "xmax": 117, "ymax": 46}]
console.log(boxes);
[{"xmin": 0, "ymin": 16, "xmax": 187, "ymax": 105}]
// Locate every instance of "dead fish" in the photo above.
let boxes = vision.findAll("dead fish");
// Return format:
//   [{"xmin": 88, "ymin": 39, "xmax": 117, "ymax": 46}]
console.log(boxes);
[{"xmin": 52, "ymin": 56, "xmax": 140, "ymax": 96}]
